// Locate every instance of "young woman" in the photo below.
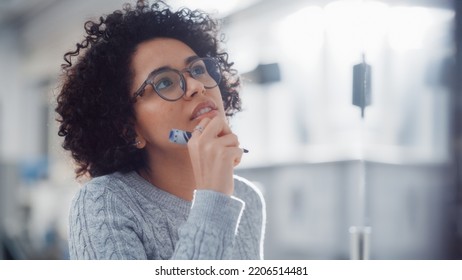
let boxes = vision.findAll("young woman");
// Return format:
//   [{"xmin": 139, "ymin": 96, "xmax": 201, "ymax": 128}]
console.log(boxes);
[{"xmin": 55, "ymin": 0, "xmax": 265, "ymax": 260}]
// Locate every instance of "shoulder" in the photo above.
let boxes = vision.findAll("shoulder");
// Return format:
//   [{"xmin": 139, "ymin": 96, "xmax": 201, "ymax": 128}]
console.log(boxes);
[
  {"xmin": 68, "ymin": 172, "xmax": 148, "ymax": 259},
  {"xmin": 70, "ymin": 172, "xmax": 134, "ymax": 213},
  {"xmin": 77, "ymin": 171, "xmax": 132, "ymax": 195},
  {"xmin": 69, "ymin": 172, "xmax": 143, "ymax": 234},
  {"xmin": 233, "ymin": 175, "xmax": 265, "ymax": 212}
]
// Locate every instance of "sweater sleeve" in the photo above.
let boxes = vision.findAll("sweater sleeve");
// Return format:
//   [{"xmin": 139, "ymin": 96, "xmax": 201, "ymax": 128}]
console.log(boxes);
[
  {"xmin": 233, "ymin": 176, "xmax": 266, "ymax": 259},
  {"xmin": 68, "ymin": 185, "xmax": 147, "ymax": 260},
  {"xmin": 172, "ymin": 190, "xmax": 245, "ymax": 259}
]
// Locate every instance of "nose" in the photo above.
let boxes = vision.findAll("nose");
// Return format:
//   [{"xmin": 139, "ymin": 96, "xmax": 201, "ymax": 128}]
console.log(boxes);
[{"xmin": 183, "ymin": 71, "xmax": 206, "ymax": 100}]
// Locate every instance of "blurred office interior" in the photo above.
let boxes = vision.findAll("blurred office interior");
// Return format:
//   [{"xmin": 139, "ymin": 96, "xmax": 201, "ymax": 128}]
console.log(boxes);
[{"xmin": 0, "ymin": 0, "xmax": 461, "ymax": 259}]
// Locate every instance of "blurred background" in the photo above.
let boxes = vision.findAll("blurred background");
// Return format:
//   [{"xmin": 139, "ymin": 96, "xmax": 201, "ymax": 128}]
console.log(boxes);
[{"xmin": 0, "ymin": 0, "xmax": 461, "ymax": 260}]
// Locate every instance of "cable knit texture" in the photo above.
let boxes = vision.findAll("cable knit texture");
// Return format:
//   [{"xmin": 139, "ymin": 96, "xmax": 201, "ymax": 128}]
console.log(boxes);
[{"xmin": 68, "ymin": 171, "xmax": 265, "ymax": 260}]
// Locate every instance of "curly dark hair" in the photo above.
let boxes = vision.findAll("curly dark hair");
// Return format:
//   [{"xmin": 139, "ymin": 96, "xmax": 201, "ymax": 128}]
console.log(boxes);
[{"xmin": 55, "ymin": 0, "xmax": 241, "ymax": 179}]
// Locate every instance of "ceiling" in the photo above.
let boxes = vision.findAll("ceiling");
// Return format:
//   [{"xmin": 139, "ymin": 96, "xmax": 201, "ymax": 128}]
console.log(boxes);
[
  {"xmin": 0, "ymin": 0, "xmax": 454, "ymax": 27},
  {"xmin": 0, "ymin": 0, "xmax": 262, "ymax": 25}
]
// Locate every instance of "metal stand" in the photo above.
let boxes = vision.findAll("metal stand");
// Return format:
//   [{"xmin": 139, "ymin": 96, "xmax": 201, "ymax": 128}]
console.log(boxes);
[
  {"xmin": 349, "ymin": 226, "xmax": 372, "ymax": 260},
  {"xmin": 350, "ymin": 53, "xmax": 372, "ymax": 260}
]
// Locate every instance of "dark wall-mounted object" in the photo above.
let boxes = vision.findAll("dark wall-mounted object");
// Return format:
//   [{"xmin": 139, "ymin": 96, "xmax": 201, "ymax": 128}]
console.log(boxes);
[
  {"xmin": 242, "ymin": 62, "xmax": 281, "ymax": 84},
  {"xmin": 352, "ymin": 55, "xmax": 372, "ymax": 118}
]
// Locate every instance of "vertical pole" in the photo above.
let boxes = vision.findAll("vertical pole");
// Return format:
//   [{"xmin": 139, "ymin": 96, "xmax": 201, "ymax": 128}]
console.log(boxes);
[
  {"xmin": 453, "ymin": 0, "xmax": 462, "ymax": 259},
  {"xmin": 350, "ymin": 52, "xmax": 372, "ymax": 259},
  {"xmin": 0, "ymin": 162, "xmax": 4, "ymax": 260}
]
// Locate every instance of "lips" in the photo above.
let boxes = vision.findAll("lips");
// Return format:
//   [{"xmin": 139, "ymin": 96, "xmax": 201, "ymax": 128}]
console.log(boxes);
[{"xmin": 190, "ymin": 101, "xmax": 218, "ymax": 120}]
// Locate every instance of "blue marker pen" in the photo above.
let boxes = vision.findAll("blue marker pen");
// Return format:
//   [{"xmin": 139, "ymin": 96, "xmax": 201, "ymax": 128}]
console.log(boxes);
[
  {"xmin": 169, "ymin": 128, "xmax": 249, "ymax": 153},
  {"xmin": 169, "ymin": 129, "xmax": 192, "ymax": 145}
]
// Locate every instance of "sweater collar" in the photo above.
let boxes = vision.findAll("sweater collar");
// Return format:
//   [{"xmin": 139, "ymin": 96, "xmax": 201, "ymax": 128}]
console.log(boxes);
[{"xmin": 116, "ymin": 171, "xmax": 192, "ymax": 217}]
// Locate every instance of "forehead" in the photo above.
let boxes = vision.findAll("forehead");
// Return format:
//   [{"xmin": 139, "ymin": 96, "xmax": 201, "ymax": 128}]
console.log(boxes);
[{"xmin": 132, "ymin": 38, "xmax": 196, "ymax": 70}]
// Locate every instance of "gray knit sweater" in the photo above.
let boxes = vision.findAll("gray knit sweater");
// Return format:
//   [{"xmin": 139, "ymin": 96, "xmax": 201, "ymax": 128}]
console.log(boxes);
[{"xmin": 68, "ymin": 171, "xmax": 266, "ymax": 259}]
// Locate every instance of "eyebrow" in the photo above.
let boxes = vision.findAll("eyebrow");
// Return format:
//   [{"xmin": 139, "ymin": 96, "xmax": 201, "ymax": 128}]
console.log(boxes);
[
  {"xmin": 185, "ymin": 55, "xmax": 200, "ymax": 65},
  {"xmin": 147, "ymin": 55, "xmax": 200, "ymax": 76}
]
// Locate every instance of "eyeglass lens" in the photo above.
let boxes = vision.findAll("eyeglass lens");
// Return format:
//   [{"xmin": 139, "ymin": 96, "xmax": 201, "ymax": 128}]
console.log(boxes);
[{"xmin": 149, "ymin": 58, "xmax": 221, "ymax": 101}]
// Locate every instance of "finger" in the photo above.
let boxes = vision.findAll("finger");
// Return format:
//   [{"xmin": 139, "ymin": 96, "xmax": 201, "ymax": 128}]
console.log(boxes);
[
  {"xmin": 192, "ymin": 118, "xmax": 211, "ymax": 137},
  {"xmin": 213, "ymin": 133, "xmax": 240, "ymax": 148},
  {"xmin": 230, "ymin": 147, "xmax": 244, "ymax": 167},
  {"xmin": 201, "ymin": 116, "xmax": 231, "ymax": 138},
  {"xmin": 222, "ymin": 146, "xmax": 244, "ymax": 165},
  {"xmin": 219, "ymin": 119, "xmax": 232, "ymax": 136}
]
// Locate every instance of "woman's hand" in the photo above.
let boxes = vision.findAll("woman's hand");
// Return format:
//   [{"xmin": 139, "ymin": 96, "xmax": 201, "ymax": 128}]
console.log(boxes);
[{"xmin": 187, "ymin": 117, "xmax": 243, "ymax": 196}]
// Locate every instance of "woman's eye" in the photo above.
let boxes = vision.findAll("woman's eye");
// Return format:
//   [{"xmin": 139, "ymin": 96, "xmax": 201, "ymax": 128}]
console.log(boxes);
[
  {"xmin": 191, "ymin": 65, "xmax": 206, "ymax": 76},
  {"xmin": 155, "ymin": 78, "xmax": 174, "ymax": 91}
]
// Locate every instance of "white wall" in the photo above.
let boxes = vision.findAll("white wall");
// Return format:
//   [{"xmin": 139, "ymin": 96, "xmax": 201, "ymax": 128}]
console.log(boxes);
[{"xmin": 0, "ymin": 27, "xmax": 23, "ymax": 161}]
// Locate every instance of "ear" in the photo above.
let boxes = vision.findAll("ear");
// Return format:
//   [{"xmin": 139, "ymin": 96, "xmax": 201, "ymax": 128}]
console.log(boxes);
[
  {"xmin": 121, "ymin": 123, "xmax": 146, "ymax": 149},
  {"xmin": 133, "ymin": 125, "xmax": 147, "ymax": 149}
]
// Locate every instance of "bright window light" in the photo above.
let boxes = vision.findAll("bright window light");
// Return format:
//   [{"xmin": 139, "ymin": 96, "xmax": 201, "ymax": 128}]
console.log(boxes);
[
  {"xmin": 275, "ymin": 6, "xmax": 325, "ymax": 55},
  {"xmin": 171, "ymin": 0, "xmax": 260, "ymax": 16},
  {"xmin": 277, "ymin": 1, "xmax": 454, "ymax": 55},
  {"xmin": 325, "ymin": 0, "xmax": 389, "ymax": 53},
  {"xmin": 388, "ymin": 7, "xmax": 434, "ymax": 51}
]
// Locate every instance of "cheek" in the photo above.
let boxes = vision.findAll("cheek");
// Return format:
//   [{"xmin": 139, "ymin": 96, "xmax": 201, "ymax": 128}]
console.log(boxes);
[
  {"xmin": 135, "ymin": 103, "xmax": 178, "ymax": 138},
  {"xmin": 137, "ymin": 101, "xmax": 174, "ymax": 120}
]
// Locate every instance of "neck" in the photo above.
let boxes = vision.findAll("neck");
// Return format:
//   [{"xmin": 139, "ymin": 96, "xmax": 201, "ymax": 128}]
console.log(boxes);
[{"xmin": 140, "ymin": 147, "xmax": 195, "ymax": 201}]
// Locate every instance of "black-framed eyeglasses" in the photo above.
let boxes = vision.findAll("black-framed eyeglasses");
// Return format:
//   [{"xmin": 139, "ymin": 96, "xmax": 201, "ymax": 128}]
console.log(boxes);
[{"xmin": 132, "ymin": 57, "xmax": 222, "ymax": 102}]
